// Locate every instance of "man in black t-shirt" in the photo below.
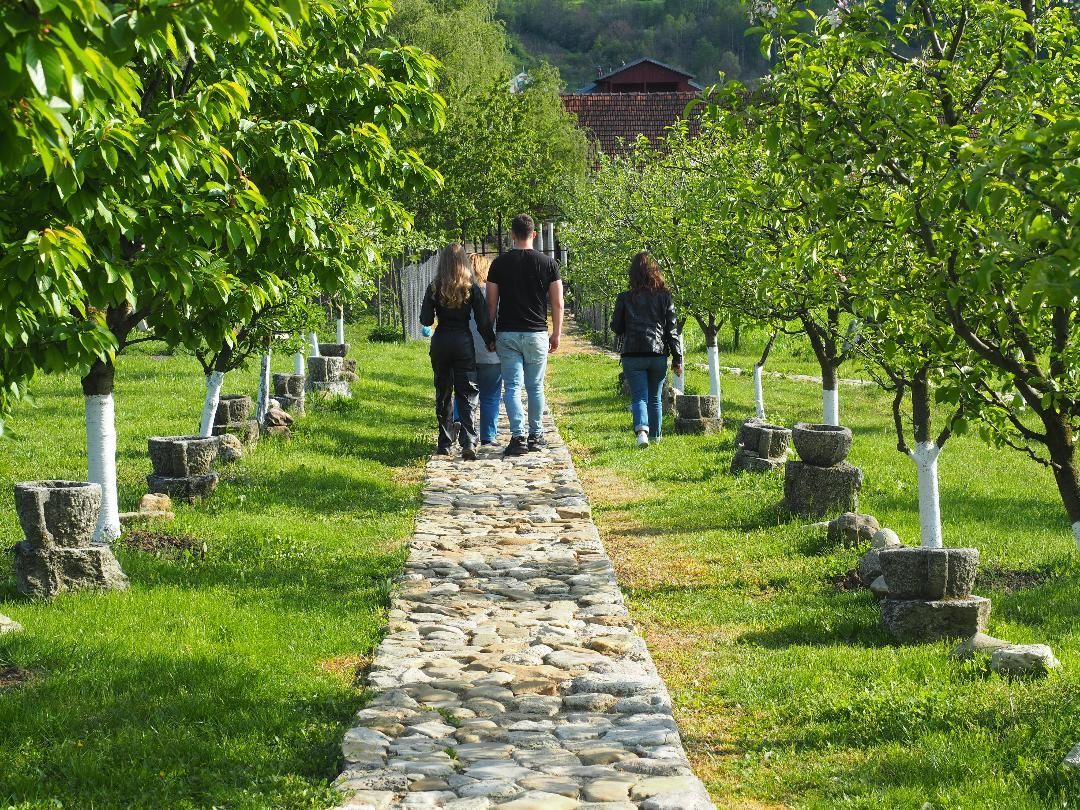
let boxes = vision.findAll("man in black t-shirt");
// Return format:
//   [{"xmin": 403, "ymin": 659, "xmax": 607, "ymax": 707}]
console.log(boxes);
[{"xmin": 486, "ymin": 214, "xmax": 564, "ymax": 457}]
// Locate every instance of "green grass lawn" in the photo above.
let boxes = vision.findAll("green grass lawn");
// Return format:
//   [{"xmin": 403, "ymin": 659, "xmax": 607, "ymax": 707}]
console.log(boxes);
[
  {"xmin": 0, "ymin": 323, "xmax": 433, "ymax": 809},
  {"xmin": 550, "ymin": 330, "xmax": 1080, "ymax": 810}
]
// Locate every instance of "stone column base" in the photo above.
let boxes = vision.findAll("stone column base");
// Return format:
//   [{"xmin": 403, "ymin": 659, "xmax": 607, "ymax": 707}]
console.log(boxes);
[
  {"xmin": 783, "ymin": 460, "xmax": 862, "ymax": 518},
  {"xmin": 881, "ymin": 596, "xmax": 991, "ymax": 642},
  {"xmin": 310, "ymin": 380, "xmax": 352, "ymax": 398},
  {"xmin": 675, "ymin": 417, "xmax": 722, "ymax": 435},
  {"xmin": 274, "ymin": 394, "xmax": 306, "ymax": 415},
  {"xmin": 730, "ymin": 447, "xmax": 785, "ymax": 473},
  {"xmin": 14, "ymin": 542, "xmax": 129, "ymax": 599},
  {"xmin": 146, "ymin": 472, "xmax": 219, "ymax": 503},
  {"xmin": 213, "ymin": 419, "xmax": 260, "ymax": 448}
]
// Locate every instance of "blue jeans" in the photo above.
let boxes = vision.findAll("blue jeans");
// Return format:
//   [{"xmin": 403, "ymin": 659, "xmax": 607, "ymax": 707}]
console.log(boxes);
[
  {"xmin": 622, "ymin": 355, "xmax": 668, "ymax": 439},
  {"xmin": 497, "ymin": 331, "xmax": 549, "ymax": 438},
  {"xmin": 477, "ymin": 362, "xmax": 503, "ymax": 443}
]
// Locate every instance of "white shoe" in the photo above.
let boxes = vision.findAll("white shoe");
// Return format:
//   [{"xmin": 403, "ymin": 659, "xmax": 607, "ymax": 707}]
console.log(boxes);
[{"xmin": 636, "ymin": 430, "xmax": 649, "ymax": 448}]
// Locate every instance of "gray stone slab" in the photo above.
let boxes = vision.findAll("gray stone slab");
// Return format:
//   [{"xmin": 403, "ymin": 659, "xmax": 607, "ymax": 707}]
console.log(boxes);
[{"xmin": 332, "ymin": 413, "xmax": 712, "ymax": 808}]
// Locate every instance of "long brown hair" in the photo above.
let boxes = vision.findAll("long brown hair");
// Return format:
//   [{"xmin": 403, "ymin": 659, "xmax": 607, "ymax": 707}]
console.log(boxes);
[
  {"xmin": 629, "ymin": 251, "xmax": 668, "ymax": 295},
  {"xmin": 470, "ymin": 253, "xmax": 493, "ymax": 285},
  {"xmin": 435, "ymin": 243, "xmax": 472, "ymax": 308}
]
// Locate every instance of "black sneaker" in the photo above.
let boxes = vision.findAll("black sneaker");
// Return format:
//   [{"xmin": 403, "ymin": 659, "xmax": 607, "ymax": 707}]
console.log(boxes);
[
  {"xmin": 503, "ymin": 436, "xmax": 529, "ymax": 457},
  {"xmin": 527, "ymin": 434, "xmax": 547, "ymax": 452},
  {"xmin": 462, "ymin": 446, "xmax": 477, "ymax": 462},
  {"xmin": 434, "ymin": 446, "xmax": 452, "ymax": 456}
]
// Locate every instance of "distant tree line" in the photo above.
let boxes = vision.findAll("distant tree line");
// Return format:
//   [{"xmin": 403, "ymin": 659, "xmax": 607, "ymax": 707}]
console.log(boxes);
[{"xmin": 498, "ymin": 0, "xmax": 772, "ymax": 87}]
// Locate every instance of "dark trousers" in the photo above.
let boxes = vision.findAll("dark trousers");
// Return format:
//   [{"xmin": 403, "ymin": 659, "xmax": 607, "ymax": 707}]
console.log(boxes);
[{"xmin": 430, "ymin": 330, "xmax": 479, "ymax": 450}]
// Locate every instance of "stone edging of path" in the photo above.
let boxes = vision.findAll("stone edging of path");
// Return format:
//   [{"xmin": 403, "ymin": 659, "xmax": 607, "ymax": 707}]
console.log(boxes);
[{"xmin": 333, "ymin": 412, "xmax": 714, "ymax": 810}]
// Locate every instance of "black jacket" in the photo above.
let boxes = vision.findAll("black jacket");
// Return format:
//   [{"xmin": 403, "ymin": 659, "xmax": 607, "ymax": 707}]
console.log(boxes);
[
  {"xmin": 610, "ymin": 289, "xmax": 683, "ymax": 364},
  {"xmin": 420, "ymin": 282, "xmax": 496, "ymax": 345}
]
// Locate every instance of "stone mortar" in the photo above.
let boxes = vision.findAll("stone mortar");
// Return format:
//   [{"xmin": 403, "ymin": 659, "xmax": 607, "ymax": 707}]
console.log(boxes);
[
  {"xmin": 14, "ymin": 480, "xmax": 102, "ymax": 549},
  {"xmin": 792, "ymin": 423, "xmax": 853, "ymax": 467}
]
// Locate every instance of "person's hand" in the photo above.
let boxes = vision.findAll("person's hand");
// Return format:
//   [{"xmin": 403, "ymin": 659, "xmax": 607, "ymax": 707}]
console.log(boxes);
[
  {"xmin": 549, "ymin": 333, "xmax": 561, "ymax": 353},
  {"xmin": 486, "ymin": 341, "xmax": 496, "ymax": 353},
  {"xmin": 673, "ymin": 363, "xmax": 683, "ymax": 377}
]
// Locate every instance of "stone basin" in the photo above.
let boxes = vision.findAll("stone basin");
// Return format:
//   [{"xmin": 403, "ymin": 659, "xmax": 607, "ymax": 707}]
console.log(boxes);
[
  {"xmin": 148, "ymin": 435, "xmax": 220, "ymax": 478},
  {"xmin": 792, "ymin": 423, "xmax": 853, "ymax": 466},
  {"xmin": 878, "ymin": 546, "xmax": 979, "ymax": 600},
  {"xmin": 14, "ymin": 480, "xmax": 102, "ymax": 548},
  {"xmin": 214, "ymin": 394, "xmax": 252, "ymax": 425}
]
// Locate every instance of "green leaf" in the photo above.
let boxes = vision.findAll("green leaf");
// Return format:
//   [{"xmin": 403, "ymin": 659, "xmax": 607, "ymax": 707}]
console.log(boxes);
[{"xmin": 24, "ymin": 36, "xmax": 48, "ymax": 96}]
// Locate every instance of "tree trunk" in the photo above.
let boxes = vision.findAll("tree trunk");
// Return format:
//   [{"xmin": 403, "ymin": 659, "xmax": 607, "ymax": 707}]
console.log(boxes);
[
  {"xmin": 1043, "ymin": 412, "xmax": 1080, "ymax": 551},
  {"xmin": 81, "ymin": 359, "xmax": 121, "ymax": 544},
  {"xmin": 199, "ymin": 370, "xmax": 225, "ymax": 438},
  {"xmin": 293, "ymin": 351, "xmax": 305, "ymax": 376},
  {"xmin": 309, "ymin": 332, "xmax": 320, "ymax": 357},
  {"xmin": 822, "ymin": 375, "xmax": 839, "ymax": 426},
  {"xmin": 802, "ymin": 312, "xmax": 841, "ymax": 425},
  {"xmin": 754, "ymin": 331, "xmax": 777, "ymax": 421},
  {"xmin": 697, "ymin": 315, "xmax": 722, "ymax": 401},
  {"xmin": 909, "ymin": 442, "xmax": 944, "ymax": 548},
  {"xmin": 733, "ymin": 325, "xmax": 741, "ymax": 352},
  {"xmin": 672, "ymin": 317, "xmax": 687, "ymax": 393},
  {"xmin": 336, "ymin": 305, "xmax": 345, "ymax": 344},
  {"xmin": 256, "ymin": 349, "xmax": 272, "ymax": 423}
]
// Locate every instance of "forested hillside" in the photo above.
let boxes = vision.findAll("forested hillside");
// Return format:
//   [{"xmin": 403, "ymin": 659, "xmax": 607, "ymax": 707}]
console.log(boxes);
[{"xmin": 498, "ymin": 0, "xmax": 771, "ymax": 88}]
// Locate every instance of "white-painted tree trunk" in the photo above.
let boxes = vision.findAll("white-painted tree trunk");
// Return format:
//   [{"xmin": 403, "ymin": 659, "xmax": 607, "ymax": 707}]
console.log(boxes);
[
  {"xmin": 1073, "ymin": 522, "xmax": 1080, "ymax": 552},
  {"xmin": 672, "ymin": 369, "xmax": 685, "ymax": 393},
  {"xmin": 309, "ymin": 333, "xmax": 320, "ymax": 357},
  {"xmin": 706, "ymin": 345, "xmax": 722, "ymax": 401},
  {"xmin": 753, "ymin": 365, "xmax": 766, "ymax": 420},
  {"xmin": 909, "ymin": 441, "xmax": 944, "ymax": 548},
  {"xmin": 199, "ymin": 370, "xmax": 225, "ymax": 438},
  {"xmin": 823, "ymin": 387, "xmax": 840, "ymax": 426},
  {"xmin": 256, "ymin": 352, "xmax": 272, "ymax": 423},
  {"xmin": 293, "ymin": 352, "xmax": 305, "ymax": 376},
  {"xmin": 336, "ymin": 309, "xmax": 345, "ymax": 343},
  {"xmin": 86, "ymin": 394, "xmax": 121, "ymax": 544}
]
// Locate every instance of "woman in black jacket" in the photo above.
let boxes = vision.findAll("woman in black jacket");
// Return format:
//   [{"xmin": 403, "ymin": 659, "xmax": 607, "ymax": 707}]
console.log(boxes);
[
  {"xmin": 610, "ymin": 252, "xmax": 683, "ymax": 447},
  {"xmin": 420, "ymin": 243, "xmax": 496, "ymax": 460}
]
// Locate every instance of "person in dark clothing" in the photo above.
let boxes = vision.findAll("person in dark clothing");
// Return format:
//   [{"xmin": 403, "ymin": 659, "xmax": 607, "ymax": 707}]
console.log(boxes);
[
  {"xmin": 610, "ymin": 252, "xmax": 683, "ymax": 447},
  {"xmin": 420, "ymin": 243, "xmax": 496, "ymax": 460}
]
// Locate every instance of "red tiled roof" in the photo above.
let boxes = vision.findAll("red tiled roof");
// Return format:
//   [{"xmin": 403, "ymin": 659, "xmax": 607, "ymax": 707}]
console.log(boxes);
[{"xmin": 561, "ymin": 91, "xmax": 702, "ymax": 156}]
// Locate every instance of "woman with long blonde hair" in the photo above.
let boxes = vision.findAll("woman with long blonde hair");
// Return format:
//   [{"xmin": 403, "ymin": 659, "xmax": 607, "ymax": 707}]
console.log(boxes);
[{"xmin": 420, "ymin": 243, "xmax": 495, "ymax": 459}]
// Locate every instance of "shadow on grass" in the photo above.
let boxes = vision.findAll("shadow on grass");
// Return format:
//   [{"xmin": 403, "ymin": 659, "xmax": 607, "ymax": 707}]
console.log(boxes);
[
  {"xmin": 0, "ymin": 641, "xmax": 355, "ymax": 806},
  {"xmin": 737, "ymin": 598, "xmax": 891, "ymax": 650}
]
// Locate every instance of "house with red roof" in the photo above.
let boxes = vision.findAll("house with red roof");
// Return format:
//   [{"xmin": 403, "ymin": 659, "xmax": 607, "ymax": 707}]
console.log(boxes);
[{"xmin": 561, "ymin": 58, "xmax": 704, "ymax": 157}]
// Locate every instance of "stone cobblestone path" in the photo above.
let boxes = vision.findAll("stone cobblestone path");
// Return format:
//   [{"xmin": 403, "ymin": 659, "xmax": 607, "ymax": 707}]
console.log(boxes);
[{"xmin": 334, "ymin": 410, "xmax": 714, "ymax": 810}]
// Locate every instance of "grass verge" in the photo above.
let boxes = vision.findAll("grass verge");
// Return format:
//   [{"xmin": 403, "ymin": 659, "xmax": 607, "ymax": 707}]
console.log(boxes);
[
  {"xmin": 550, "ymin": 337, "xmax": 1080, "ymax": 810},
  {"xmin": 0, "ymin": 323, "xmax": 432, "ymax": 808}
]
